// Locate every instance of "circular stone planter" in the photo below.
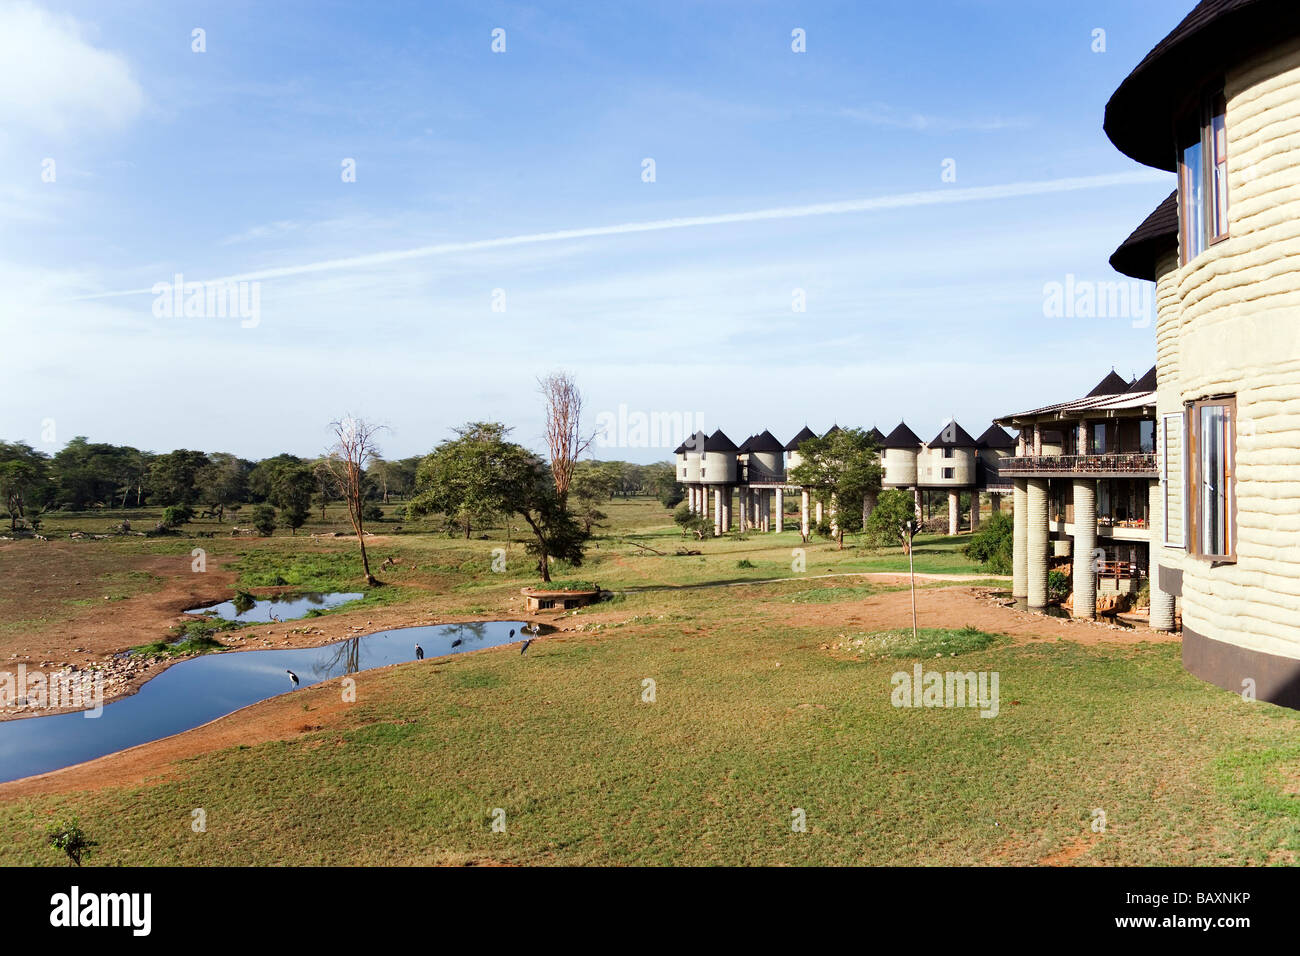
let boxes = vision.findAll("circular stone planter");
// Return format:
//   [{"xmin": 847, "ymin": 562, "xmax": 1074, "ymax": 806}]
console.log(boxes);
[{"xmin": 521, "ymin": 587, "xmax": 601, "ymax": 612}]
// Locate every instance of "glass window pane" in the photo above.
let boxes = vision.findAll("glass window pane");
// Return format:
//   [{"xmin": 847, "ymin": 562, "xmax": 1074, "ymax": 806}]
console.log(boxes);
[
  {"xmin": 1182, "ymin": 138, "xmax": 1205, "ymax": 259},
  {"xmin": 1200, "ymin": 405, "xmax": 1228, "ymax": 554},
  {"xmin": 1211, "ymin": 93, "xmax": 1228, "ymax": 238}
]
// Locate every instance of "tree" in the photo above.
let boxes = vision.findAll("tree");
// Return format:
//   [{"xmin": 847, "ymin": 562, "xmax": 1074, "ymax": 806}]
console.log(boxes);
[
  {"xmin": 570, "ymin": 461, "xmax": 618, "ymax": 534},
  {"xmin": 407, "ymin": 422, "xmax": 508, "ymax": 538},
  {"xmin": 247, "ymin": 453, "xmax": 303, "ymax": 501},
  {"xmin": 0, "ymin": 443, "xmax": 52, "ymax": 532},
  {"xmin": 269, "ymin": 464, "xmax": 315, "ymax": 535},
  {"xmin": 673, "ymin": 502, "xmax": 711, "ymax": 540},
  {"xmin": 538, "ymin": 371, "xmax": 597, "ymax": 507},
  {"xmin": 148, "ymin": 449, "xmax": 211, "ymax": 505},
  {"xmin": 198, "ymin": 452, "xmax": 249, "ymax": 521},
  {"xmin": 787, "ymin": 427, "xmax": 883, "ymax": 549},
  {"xmin": 410, "ymin": 421, "xmax": 589, "ymax": 582},
  {"xmin": 250, "ymin": 503, "xmax": 277, "ymax": 536},
  {"xmin": 865, "ymin": 489, "xmax": 918, "ymax": 552},
  {"xmin": 322, "ymin": 416, "xmax": 385, "ymax": 586}
]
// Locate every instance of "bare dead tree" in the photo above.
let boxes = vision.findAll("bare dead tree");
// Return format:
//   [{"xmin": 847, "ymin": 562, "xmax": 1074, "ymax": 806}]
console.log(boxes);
[
  {"xmin": 538, "ymin": 370, "xmax": 597, "ymax": 507},
  {"xmin": 324, "ymin": 416, "xmax": 386, "ymax": 586}
]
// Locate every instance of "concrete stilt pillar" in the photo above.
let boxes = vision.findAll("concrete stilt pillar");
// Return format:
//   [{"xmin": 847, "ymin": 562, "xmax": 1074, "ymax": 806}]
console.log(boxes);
[
  {"xmin": 1033, "ymin": 424, "xmax": 1043, "ymax": 457},
  {"xmin": 970, "ymin": 492, "xmax": 980, "ymax": 531},
  {"xmin": 740, "ymin": 487, "xmax": 750, "ymax": 532},
  {"xmin": 1027, "ymin": 478, "xmax": 1049, "ymax": 608},
  {"xmin": 1013, "ymin": 478, "xmax": 1028, "ymax": 598},
  {"xmin": 912, "ymin": 487, "xmax": 922, "ymax": 521},
  {"xmin": 990, "ymin": 493, "xmax": 1001, "ymax": 514},
  {"xmin": 1148, "ymin": 478, "xmax": 1176, "ymax": 631},
  {"xmin": 722, "ymin": 487, "xmax": 732, "ymax": 533},
  {"xmin": 862, "ymin": 489, "xmax": 877, "ymax": 531},
  {"xmin": 753, "ymin": 490, "xmax": 762, "ymax": 529},
  {"xmin": 764, "ymin": 490, "xmax": 772, "ymax": 532},
  {"xmin": 815, "ymin": 499, "xmax": 824, "ymax": 527},
  {"xmin": 829, "ymin": 494, "xmax": 838, "ymax": 538},
  {"xmin": 713, "ymin": 487, "xmax": 722, "ymax": 536},
  {"xmin": 775, "ymin": 489, "xmax": 785, "ymax": 532},
  {"xmin": 948, "ymin": 490, "xmax": 959, "ymax": 536},
  {"xmin": 1072, "ymin": 478, "xmax": 1098, "ymax": 620},
  {"xmin": 801, "ymin": 489, "xmax": 810, "ymax": 539}
]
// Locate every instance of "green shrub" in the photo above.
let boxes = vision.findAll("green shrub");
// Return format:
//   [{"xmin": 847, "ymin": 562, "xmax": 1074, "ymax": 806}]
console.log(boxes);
[
  {"xmin": 1048, "ymin": 570, "xmax": 1070, "ymax": 602},
  {"xmin": 963, "ymin": 511, "xmax": 1013, "ymax": 574},
  {"xmin": 160, "ymin": 504, "xmax": 195, "ymax": 529},
  {"xmin": 250, "ymin": 503, "xmax": 277, "ymax": 536}
]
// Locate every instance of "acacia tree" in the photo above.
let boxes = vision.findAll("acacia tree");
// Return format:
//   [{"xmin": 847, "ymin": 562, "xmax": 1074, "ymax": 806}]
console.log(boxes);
[
  {"xmin": 323, "ymin": 416, "xmax": 385, "ymax": 585},
  {"xmin": 269, "ymin": 464, "xmax": 316, "ymax": 535},
  {"xmin": 409, "ymin": 421, "xmax": 588, "ymax": 582},
  {"xmin": 538, "ymin": 371, "xmax": 597, "ymax": 507},
  {"xmin": 787, "ymin": 427, "xmax": 883, "ymax": 550}
]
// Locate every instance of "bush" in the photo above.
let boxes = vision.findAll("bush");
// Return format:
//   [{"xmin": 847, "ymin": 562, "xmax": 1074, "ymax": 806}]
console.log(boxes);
[
  {"xmin": 1048, "ymin": 570, "xmax": 1070, "ymax": 603},
  {"xmin": 963, "ymin": 511, "xmax": 1013, "ymax": 574},
  {"xmin": 161, "ymin": 505, "xmax": 195, "ymax": 530},
  {"xmin": 250, "ymin": 503, "xmax": 277, "ymax": 536},
  {"xmin": 362, "ymin": 503, "xmax": 384, "ymax": 522},
  {"xmin": 865, "ymin": 489, "xmax": 916, "ymax": 550},
  {"xmin": 46, "ymin": 818, "xmax": 95, "ymax": 866}
]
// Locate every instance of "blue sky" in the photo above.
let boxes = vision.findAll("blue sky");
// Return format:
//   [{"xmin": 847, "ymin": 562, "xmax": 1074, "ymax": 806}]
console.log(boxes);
[{"xmin": 1, "ymin": 0, "xmax": 1193, "ymax": 462}]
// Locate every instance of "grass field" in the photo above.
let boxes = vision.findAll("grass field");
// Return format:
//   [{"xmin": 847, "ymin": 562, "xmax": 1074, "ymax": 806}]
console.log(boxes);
[{"xmin": 1, "ymin": 497, "xmax": 1297, "ymax": 866}]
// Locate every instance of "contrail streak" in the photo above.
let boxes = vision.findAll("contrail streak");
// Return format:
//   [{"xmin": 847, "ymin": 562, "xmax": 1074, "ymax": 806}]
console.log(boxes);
[{"xmin": 71, "ymin": 170, "xmax": 1168, "ymax": 300}]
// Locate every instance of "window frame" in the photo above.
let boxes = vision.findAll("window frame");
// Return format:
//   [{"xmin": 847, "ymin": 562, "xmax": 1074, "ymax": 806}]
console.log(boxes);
[
  {"xmin": 1186, "ymin": 396, "xmax": 1237, "ymax": 563},
  {"xmin": 1177, "ymin": 87, "xmax": 1229, "ymax": 266},
  {"xmin": 1160, "ymin": 412, "xmax": 1185, "ymax": 549}
]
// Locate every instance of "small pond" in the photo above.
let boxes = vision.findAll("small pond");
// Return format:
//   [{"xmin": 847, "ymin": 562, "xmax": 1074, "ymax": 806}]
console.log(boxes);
[
  {"xmin": 0, "ymin": 620, "xmax": 538, "ymax": 784},
  {"xmin": 186, "ymin": 591, "xmax": 364, "ymax": 623}
]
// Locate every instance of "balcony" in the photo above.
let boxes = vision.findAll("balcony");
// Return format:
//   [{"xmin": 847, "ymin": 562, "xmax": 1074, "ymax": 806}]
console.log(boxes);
[{"xmin": 998, "ymin": 453, "xmax": 1157, "ymax": 478}]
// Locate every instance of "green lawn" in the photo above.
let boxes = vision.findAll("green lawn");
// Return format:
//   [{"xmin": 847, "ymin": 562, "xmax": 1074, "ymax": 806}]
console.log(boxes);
[{"xmin": 2, "ymin": 496, "xmax": 1296, "ymax": 866}]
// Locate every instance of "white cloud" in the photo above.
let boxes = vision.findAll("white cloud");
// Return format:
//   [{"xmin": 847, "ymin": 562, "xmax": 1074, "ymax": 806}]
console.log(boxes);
[{"xmin": 0, "ymin": 1, "xmax": 144, "ymax": 137}]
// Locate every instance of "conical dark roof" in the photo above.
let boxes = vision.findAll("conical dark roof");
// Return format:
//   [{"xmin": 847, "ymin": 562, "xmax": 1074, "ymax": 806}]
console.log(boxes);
[
  {"xmin": 746, "ymin": 429, "xmax": 785, "ymax": 453},
  {"xmin": 1127, "ymin": 365, "xmax": 1158, "ymax": 392},
  {"xmin": 976, "ymin": 424, "xmax": 1016, "ymax": 450},
  {"xmin": 822, "ymin": 424, "xmax": 841, "ymax": 438},
  {"xmin": 928, "ymin": 421, "xmax": 978, "ymax": 448},
  {"xmin": 736, "ymin": 435, "xmax": 755, "ymax": 453},
  {"xmin": 702, "ymin": 429, "xmax": 738, "ymax": 452},
  {"xmin": 866, "ymin": 426, "xmax": 886, "ymax": 444},
  {"xmin": 882, "ymin": 422, "xmax": 922, "ymax": 449},
  {"xmin": 673, "ymin": 441, "xmax": 687, "ymax": 454},
  {"xmin": 1087, "ymin": 370, "xmax": 1132, "ymax": 397},
  {"xmin": 783, "ymin": 425, "xmax": 817, "ymax": 451}
]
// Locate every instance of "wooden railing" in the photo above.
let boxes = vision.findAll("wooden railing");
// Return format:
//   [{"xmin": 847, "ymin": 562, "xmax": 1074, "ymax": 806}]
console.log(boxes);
[{"xmin": 998, "ymin": 453, "xmax": 1157, "ymax": 475}]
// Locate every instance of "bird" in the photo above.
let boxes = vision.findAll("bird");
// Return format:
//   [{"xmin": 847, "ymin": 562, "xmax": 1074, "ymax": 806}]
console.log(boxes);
[
  {"xmin": 520, "ymin": 639, "xmax": 532, "ymax": 655},
  {"xmin": 527, "ymin": 623, "xmax": 541, "ymax": 637},
  {"xmin": 415, "ymin": 644, "xmax": 424, "ymax": 660},
  {"xmin": 286, "ymin": 669, "xmax": 299, "ymax": 687},
  {"xmin": 451, "ymin": 638, "xmax": 463, "ymax": 648},
  {"xmin": 509, "ymin": 628, "xmax": 515, "ymax": 638}
]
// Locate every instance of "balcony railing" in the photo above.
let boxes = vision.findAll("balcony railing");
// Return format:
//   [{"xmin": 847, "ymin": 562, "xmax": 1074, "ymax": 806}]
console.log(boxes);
[{"xmin": 998, "ymin": 453, "xmax": 1157, "ymax": 476}]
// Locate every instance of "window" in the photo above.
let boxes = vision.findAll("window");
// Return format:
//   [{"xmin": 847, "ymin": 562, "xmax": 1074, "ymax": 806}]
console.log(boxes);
[
  {"xmin": 1091, "ymin": 423, "xmax": 1109, "ymax": 455},
  {"xmin": 1139, "ymin": 420, "xmax": 1156, "ymax": 454},
  {"xmin": 1187, "ymin": 397, "xmax": 1236, "ymax": 560},
  {"xmin": 1178, "ymin": 89, "xmax": 1228, "ymax": 265},
  {"xmin": 942, "ymin": 467, "xmax": 955, "ymax": 480},
  {"xmin": 1161, "ymin": 413, "xmax": 1185, "ymax": 548},
  {"xmin": 943, "ymin": 447, "xmax": 954, "ymax": 459}
]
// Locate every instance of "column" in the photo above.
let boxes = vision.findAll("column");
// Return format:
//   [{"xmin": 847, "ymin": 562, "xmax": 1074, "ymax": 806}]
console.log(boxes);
[
  {"xmin": 970, "ymin": 491, "xmax": 980, "ymax": 531},
  {"xmin": 948, "ymin": 490, "xmax": 959, "ymax": 536},
  {"xmin": 1013, "ymin": 478, "xmax": 1028, "ymax": 598},
  {"xmin": 775, "ymin": 488, "xmax": 785, "ymax": 532},
  {"xmin": 815, "ymin": 499, "xmax": 824, "ymax": 526},
  {"xmin": 990, "ymin": 493, "xmax": 1001, "ymax": 514},
  {"xmin": 829, "ymin": 494, "xmax": 838, "ymax": 537},
  {"xmin": 763, "ymin": 490, "xmax": 772, "ymax": 532},
  {"xmin": 722, "ymin": 487, "xmax": 732, "ymax": 533},
  {"xmin": 1148, "ymin": 478, "xmax": 1176, "ymax": 631},
  {"xmin": 1033, "ymin": 424, "xmax": 1043, "ymax": 457},
  {"xmin": 712, "ymin": 487, "xmax": 722, "ymax": 536},
  {"xmin": 913, "ymin": 487, "xmax": 922, "ymax": 521},
  {"xmin": 800, "ymin": 489, "xmax": 810, "ymax": 539},
  {"xmin": 862, "ymin": 489, "xmax": 877, "ymax": 529},
  {"xmin": 753, "ymin": 491, "xmax": 762, "ymax": 529},
  {"xmin": 1027, "ymin": 478, "xmax": 1049, "ymax": 608},
  {"xmin": 1072, "ymin": 478, "xmax": 1098, "ymax": 620},
  {"xmin": 739, "ymin": 487, "xmax": 749, "ymax": 532}
]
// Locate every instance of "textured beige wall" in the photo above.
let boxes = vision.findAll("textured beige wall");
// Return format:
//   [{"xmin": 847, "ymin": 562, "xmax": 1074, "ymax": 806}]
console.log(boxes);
[
  {"xmin": 882, "ymin": 447, "xmax": 918, "ymax": 487},
  {"xmin": 917, "ymin": 447, "xmax": 976, "ymax": 486},
  {"xmin": 702, "ymin": 451, "xmax": 737, "ymax": 484},
  {"xmin": 1155, "ymin": 37, "xmax": 1300, "ymax": 661}
]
